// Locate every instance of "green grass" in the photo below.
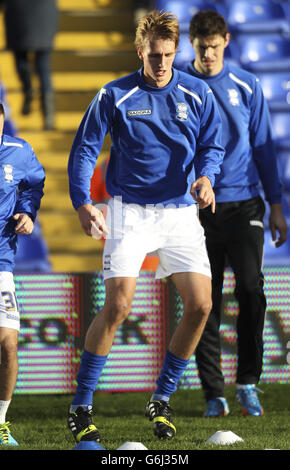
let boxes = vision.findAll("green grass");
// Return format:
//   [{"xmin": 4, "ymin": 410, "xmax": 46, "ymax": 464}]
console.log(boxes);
[{"xmin": 2, "ymin": 384, "xmax": 290, "ymax": 451}]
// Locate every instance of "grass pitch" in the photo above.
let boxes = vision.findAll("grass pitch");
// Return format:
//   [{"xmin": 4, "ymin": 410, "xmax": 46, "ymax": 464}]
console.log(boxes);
[{"xmin": 3, "ymin": 384, "xmax": 290, "ymax": 451}]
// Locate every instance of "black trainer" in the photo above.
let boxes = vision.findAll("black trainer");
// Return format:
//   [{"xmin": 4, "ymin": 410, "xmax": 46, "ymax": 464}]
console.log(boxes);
[
  {"xmin": 145, "ymin": 400, "xmax": 176, "ymax": 439},
  {"xmin": 67, "ymin": 406, "xmax": 101, "ymax": 443}
]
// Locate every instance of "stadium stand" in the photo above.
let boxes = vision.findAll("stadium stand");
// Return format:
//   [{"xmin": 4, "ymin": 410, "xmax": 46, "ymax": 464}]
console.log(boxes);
[
  {"xmin": 14, "ymin": 218, "xmax": 51, "ymax": 273},
  {"xmin": 226, "ymin": 0, "xmax": 290, "ymax": 34},
  {"xmin": 157, "ymin": 0, "xmax": 290, "ymax": 265},
  {"xmin": 271, "ymin": 112, "xmax": 290, "ymax": 150},
  {"xmin": 237, "ymin": 34, "xmax": 290, "ymax": 72},
  {"xmin": 154, "ymin": 0, "xmax": 227, "ymax": 32},
  {"xmin": 257, "ymin": 72, "xmax": 290, "ymax": 111},
  {"xmin": 0, "ymin": 0, "xmax": 289, "ymax": 270},
  {"xmin": 0, "ymin": 0, "xmax": 140, "ymax": 272}
]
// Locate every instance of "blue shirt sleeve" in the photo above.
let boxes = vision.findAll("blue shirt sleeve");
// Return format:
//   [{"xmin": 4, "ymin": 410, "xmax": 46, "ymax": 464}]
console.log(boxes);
[
  {"xmin": 250, "ymin": 79, "xmax": 282, "ymax": 204},
  {"xmin": 68, "ymin": 89, "xmax": 112, "ymax": 210},
  {"xmin": 14, "ymin": 143, "xmax": 45, "ymax": 220},
  {"xmin": 195, "ymin": 89, "xmax": 224, "ymax": 187}
]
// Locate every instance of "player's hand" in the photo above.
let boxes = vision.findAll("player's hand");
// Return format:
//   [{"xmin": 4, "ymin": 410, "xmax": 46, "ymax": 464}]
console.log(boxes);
[
  {"xmin": 190, "ymin": 176, "xmax": 216, "ymax": 213},
  {"xmin": 13, "ymin": 213, "xmax": 34, "ymax": 235},
  {"xmin": 77, "ymin": 203, "xmax": 109, "ymax": 239},
  {"xmin": 269, "ymin": 203, "xmax": 288, "ymax": 247}
]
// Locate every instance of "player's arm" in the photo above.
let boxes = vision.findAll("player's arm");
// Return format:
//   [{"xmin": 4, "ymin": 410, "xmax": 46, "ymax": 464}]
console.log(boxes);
[
  {"xmin": 68, "ymin": 89, "xmax": 112, "ymax": 214},
  {"xmin": 194, "ymin": 88, "xmax": 225, "ymax": 200},
  {"xmin": 250, "ymin": 80, "xmax": 288, "ymax": 246},
  {"xmin": 14, "ymin": 143, "xmax": 45, "ymax": 220},
  {"xmin": 269, "ymin": 203, "xmax": 287, "ymax": 247}
]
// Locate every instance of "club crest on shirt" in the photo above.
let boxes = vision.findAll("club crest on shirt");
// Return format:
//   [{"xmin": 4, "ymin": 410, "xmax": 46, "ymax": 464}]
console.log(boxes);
[
  {"xmin": 228, "ymin": 89, "xmax": 240, "ymax": 106},
  {"xmin": 176, "ymin": 102, "xmax": 188, "ymax": 121},
  {"xmin": 2, "ymin": 164, "xmax": 14, "ymax": 182}
]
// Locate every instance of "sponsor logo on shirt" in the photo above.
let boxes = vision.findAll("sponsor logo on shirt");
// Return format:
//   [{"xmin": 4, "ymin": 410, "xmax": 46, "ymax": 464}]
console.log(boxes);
[
  {"xmin": 2, "ymin": 164, "xmax": 14, "ymax": 182},
  {"xmin": 228, "ymin": 89, "xmax": 240, "ymax": 106},
  {"xmin": 176, "ymin": 102, "xmax": 188, "ymax": 121},
  {"xmin": 127, "ymin": 109, "xmax": 152, "ymax": 117}
]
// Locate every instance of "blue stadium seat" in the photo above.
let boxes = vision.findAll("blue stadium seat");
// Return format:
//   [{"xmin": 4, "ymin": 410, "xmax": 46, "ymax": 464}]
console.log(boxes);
[
  {"xmin": 237, "ymin": 34, "xmax": 290, "ymax": 72},
  {"xmin": 227, "ymin": 0, "xmax": 289, "ymax": 34},
  {"xmin": 257, "ymin": 72, "xmax": 290, "ymax": 111},
  {"xmin": 277, "ymin": 151, "xmax": 290, "ymax": 191},
  {"xmin": 154, "ymin": 0, "xmax": 227, "ymax": 32},
  {"xmin": 270, "ymin": 112, "xmax": 290, "ymax": 149},
  {"xmin": 174, "ymin": 34, "xmax": 195, "ymax": 68},
  {"xmin": 263, "ymin": 226, "xmax": 290, "ymax": 266},
  {"xmin": 14, "ymin": 218, "xmax": 51, "ymax": 272}
]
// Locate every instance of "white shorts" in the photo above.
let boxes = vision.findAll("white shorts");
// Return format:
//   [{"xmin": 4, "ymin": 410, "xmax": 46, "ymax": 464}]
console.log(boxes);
[
  {"xmin": 0, "ymin": 272, "xmax": 20, "ymax": 331},
  {"xmin": 102, "ymin": 198, "xmax": 211, "ymax": 281}
]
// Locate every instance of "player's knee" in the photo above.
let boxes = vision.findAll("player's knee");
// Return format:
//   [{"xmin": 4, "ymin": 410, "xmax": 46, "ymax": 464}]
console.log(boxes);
[
  {"xmin": 105, "ymin": 296, "xmax": 131, "ymax": 327},
  {"xmin": 0, "ymin": 335, "xmax": 18, "ymax": 364},
  {"xmin": 184, "ymin": 297, "xmax": 212, "ymax": 325}
]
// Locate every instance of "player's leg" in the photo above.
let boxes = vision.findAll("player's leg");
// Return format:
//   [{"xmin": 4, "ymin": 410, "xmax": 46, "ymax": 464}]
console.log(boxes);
[
  {"xmin": 195, "ymin": 239, "xmax": 229, "ymax": 416},
  {"xmin": 0, "ymin": 328, "xmax": 19, "ymax": 446},
  {"xmin": 0, "ymin": 328, "xmax": 18, "ymax": 401},
  {"xmin": 84, "ymin": 276, "xmax": 137, "ymax": 356},
  {"xmin": 146, "ymin": 271, "xmax": 212, "ymax": 439},
  {"xmin": 68, "ymin": 277, "xmax": 137, "ymax": 443},
  {"xmin": 168, "ymin": 271, "xmax": 212, "ymax": 358},
  {"xmin": 145, "ymin": 204, "xmax": 213, "ymax": 438},
  {"xmin": 227, "ymin": 197, "xmax": 266, "ymax": 415},
  {"xmin": 68, "ymin": 199, "xmax": 153, "ymax": 443},
  {"xmin": 0, "ymin": 273, "xmax": 20, "ymax": 446}
]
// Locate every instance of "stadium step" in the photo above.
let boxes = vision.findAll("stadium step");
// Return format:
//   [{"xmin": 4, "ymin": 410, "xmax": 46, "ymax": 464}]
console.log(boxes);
[
  {"xmin": 49, "ymin": 253, "xmax": 103, "ymax": 272},
  {"xmin": 0, "ymin": 0, "xmax": 137, "ymax": 272},
  {"xmin": 45, "ymin": 233, "xmax": 104, "ymax": 253},
  {"xmin": 55, "ymin": 31, "xmax": 135, "ymax": 51}
]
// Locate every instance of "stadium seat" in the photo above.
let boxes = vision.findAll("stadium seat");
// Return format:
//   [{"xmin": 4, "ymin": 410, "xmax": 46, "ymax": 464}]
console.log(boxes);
[
  {"xmin": 263, "ymin": 226, "xmax": 290, "ymax": 266},
  {"xmin": 270, "ymin": 112, "xmax": 290, "ymax": 149},
  {"xmin": 227, "ymin": 0, "xmax": 289, "ymax": 34},
  {"xmin": 277, "ymin": 151, "xmax": 290, "ymax": 191},
  {"xmin": 257, "ymin": 72, "xmax": 290, "ymax": 111},
  {"xmin": 174, "ymin": 34, "xmax": 195, "ymax": 68},
  {"xmin": 237, "ymin": 34, "xmax": 290, "ymax": 73},
  {"xmin": 154, "ymin": 0, "xmax": 227, "ymax": 32},
  {"xmin": 14, "ymin": 219, "xmax": 51, "ymax": 272}
]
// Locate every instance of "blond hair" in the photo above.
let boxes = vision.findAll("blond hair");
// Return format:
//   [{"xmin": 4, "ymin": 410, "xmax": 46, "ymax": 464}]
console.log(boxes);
[{"xmin": 135, "ymin": 10, "xmax": 179, "ymax": 50}]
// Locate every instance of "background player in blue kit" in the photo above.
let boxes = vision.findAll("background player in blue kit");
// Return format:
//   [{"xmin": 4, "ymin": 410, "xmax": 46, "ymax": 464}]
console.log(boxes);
[
  {"xmin": 67, "ymin": 10, "xmax": 224, "ymax": 442},
  {"xmin": 0, "ymin": 103, "xmax": 45, "ymax": 445},
  {"xmin": 183, "ymin": 10, "xmax": 288, "ymax": 417}
]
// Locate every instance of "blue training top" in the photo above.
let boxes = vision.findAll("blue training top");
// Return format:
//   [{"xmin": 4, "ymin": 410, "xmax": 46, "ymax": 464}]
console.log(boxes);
[
  {"xmin": 68, "ymin": 67, "xmax": 225, "ymax": 209},
  {"xmin": 184, "ymin": 61, "xmax": 281, "ymax": 204},
  {"xmin": 0, "ymin": 134, "xmax": 45, "ymax": 272}
]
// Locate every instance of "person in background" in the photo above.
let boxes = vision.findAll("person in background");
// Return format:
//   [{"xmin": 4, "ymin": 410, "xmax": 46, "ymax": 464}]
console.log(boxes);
[
  {"xmin": 182, "ymin": 10, "xmax": 287, "ymax": 417},
  {"xmin": 0, "ymin": 0, "xmax": 59, "ymax": 130},
  {"xmin": 67, "ymin": 10, "xmax": 224, "ymax": 443},
  {"xmin": 0, "ymin": 103, "xmax": 45, "ymax": 446}
]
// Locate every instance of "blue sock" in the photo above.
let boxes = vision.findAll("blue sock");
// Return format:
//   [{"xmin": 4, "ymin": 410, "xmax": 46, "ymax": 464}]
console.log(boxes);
[
  {"xmin": 152, "ymin": 350, "xmax": 190, "ymax": 402},
  {"xmin": 71, "ymin": 349, "xmax": 107, "ymax": 409}
]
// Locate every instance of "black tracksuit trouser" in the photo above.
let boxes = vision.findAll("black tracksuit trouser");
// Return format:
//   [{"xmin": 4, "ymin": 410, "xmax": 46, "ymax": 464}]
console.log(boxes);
[{"xmin": 196, "ymin": 196, "xmax": 267, "ymax": 401}]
